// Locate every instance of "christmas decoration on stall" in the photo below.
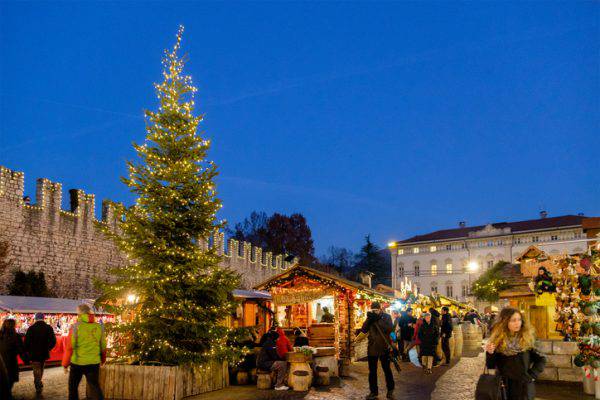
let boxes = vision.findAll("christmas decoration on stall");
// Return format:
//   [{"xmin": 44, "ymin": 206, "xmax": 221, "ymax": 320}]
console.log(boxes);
[
  {"xmin": 578, "ymin": 249, "xmax": 600, "ymax": 337},
  {"xmin": 553, "ymin": 256, "xmax": 586, "ymax": 340},
  {"xmin": 574, "ymin": 335, "xmax": 600, "ymax": 368},
  {"xmin": 96, "ymin": 26, "xmax": 246, "ymax": 366}
]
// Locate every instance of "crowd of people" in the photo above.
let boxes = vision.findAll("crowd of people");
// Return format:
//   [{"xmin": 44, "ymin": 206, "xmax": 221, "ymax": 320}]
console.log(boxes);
[{"xmin": 0, "ymin": 304, "xmax": 107, "ymax": 400}]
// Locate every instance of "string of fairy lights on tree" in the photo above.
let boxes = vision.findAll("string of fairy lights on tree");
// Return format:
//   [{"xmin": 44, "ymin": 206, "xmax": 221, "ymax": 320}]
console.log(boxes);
[{"xmin": 96, "ymin": 26, "xmax": 247, "ymax": 366}]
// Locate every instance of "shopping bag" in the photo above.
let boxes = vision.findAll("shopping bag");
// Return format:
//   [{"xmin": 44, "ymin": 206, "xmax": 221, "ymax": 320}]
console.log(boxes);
[
  {"xmin": 408, "ymin": 347, "xmax": 421, "ymax": 368},
  {"xmin": 475, "ymin": 367, "xmax": 505, "ymax": 400}
]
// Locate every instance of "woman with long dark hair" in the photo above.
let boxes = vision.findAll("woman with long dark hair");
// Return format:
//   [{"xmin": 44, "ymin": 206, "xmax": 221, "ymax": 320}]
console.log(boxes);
[
  {"xmin": 0, "ymin": 318, "xmax": 29, "ymax": 398},
  {"xmin": 484, "ymin": 308, "xmax": 546, "ymax": 400}
]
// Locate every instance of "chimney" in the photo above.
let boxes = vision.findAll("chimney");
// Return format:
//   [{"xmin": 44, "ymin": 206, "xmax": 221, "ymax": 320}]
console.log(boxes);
[
  {"xmin": 540, "ymin": 211, "xmax": 548, "ymax": 219},
  {"xmin": 578, "ymin": 212, "xmax": 584, "ymax": 216},
  {"xmin": 459, "ymin": 221, "xmax": 466, "ymax": 228},
  {"xmin": 358, "ymin": 271, "xmax": 372, "ymax": 288}
]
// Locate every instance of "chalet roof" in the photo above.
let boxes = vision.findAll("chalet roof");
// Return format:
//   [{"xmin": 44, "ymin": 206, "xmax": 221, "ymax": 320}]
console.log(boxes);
[
  {"xmin": 496, "ymin": 263, "xmax": 534, "ymax": 298},
  {"xmin": 395, "ymin": 215, "xmax": 588, "ymax": 245},
  {"xmin": 0, "ymin": 296, "xmax": 109, "ymax": 315},
  {"xmin": 254, "ymin": 265, "xmax": 394, "ymax": 300}
]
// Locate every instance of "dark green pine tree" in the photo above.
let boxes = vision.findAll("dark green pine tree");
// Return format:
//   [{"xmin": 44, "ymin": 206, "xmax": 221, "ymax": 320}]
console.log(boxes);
[
  {"xmin": 355, "ymin": 235, "xmax": 389, "ymax": 285},
  {"xmin": 97, "ymin": 26, "xmax": 243, "ymax": 365}
]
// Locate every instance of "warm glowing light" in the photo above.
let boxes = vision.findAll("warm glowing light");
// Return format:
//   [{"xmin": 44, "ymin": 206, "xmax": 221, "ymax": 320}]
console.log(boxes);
[
  {"xmin": 388, "ymin": 241, "xmax": 397, "ymax": 248},
  {"xmin": 468, "ymin": 261, "xmax": 479, "ymax": 272},
  {"xmin": 126, "ymin": 294, "xmax": 138, "ymax": 304}
]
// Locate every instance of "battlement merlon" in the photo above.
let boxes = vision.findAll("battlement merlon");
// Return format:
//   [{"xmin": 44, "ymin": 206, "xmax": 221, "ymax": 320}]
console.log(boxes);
[
  {"xmin": 0, "ymin": 166, "xmax": 25, "ymax": 202},
  {"xmin": 69, "ymin": 188, "xmax": 95, "ymax": 219},
  {"xmin": 101, "ymin": 199, "xmax": 122, "ymax": 228}
]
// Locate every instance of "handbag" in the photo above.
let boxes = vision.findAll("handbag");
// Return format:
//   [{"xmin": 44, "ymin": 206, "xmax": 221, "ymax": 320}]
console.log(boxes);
[{"xmin": 475, "ymin": 364, "xmax": 506, "ymax": 400}]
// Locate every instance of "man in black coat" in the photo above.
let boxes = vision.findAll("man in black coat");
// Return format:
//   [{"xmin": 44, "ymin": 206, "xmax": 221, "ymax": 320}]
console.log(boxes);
[
  {"xmin": 399, "ymin": 308, "xmax": 416, "ymax": 361},
  {"xmin": 25, "ymin": 313, "xmax": 56, "ymax": 396},
  {"xmin": 359, "ymin": 302, "xmax": 394, "ymax": 400},
  {"xmin": 440, "ymin": 307, "xmax": 453, "ymax": 365}
]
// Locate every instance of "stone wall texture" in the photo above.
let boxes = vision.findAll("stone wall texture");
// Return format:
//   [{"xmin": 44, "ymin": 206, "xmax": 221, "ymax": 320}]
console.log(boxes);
[
  {"xmin": 0, "ymin": 166, "xmax": 294, "ymax": 298},
  {"xmin": 536, "ymin": 339, "xmax": 581, "ymax": 382}
]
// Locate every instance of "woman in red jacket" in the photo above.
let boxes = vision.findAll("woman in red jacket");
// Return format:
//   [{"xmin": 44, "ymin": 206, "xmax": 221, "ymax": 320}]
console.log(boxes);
[{"xmin": 275, "ymin": 327, "xmax": 293, "ymax": 359}]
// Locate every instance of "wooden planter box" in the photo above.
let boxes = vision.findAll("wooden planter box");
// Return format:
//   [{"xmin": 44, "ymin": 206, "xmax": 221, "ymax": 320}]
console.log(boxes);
[{"xmin": 98, "ymin": 361, "xmax": 228, "ymax": 400}]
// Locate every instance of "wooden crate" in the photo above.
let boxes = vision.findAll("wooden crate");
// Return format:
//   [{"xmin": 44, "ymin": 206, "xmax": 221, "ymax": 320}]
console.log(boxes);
[{"xmin": 99, "ymin": 361, "xmax": 228, "ymax": 400}]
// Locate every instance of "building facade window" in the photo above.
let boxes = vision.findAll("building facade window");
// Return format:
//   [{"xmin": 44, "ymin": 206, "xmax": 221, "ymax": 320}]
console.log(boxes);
[
  {"xmin": 398, "ymin": 263, "xmax": 404, "ymax": 277},
  {"xmin": 431, "ymin": 263, "xmax": 438, "ymax": 276},
  {"xmin": 462, "ymin": 283, "xmax": 468, "ymax": 297},
  {"xmin": 496, "ymin": 240, "xmax": 503, "ymax": 246},
  {"xmin": 430, "ymin": 245, "xmax": 437, "ymax": 252},
  {"xmin": 487, "ymin": 241, "xmax": 493, "ymax": 247},
  {"xmin": 446, "ymin": 244, "xmax": 452, "ymax": 251},
  {"xmin": 551, "ymin": 235, "xmax": 558, "ymax": 241},
  {"xmin": 574, "ymin": 232, "xmax": 582, "ymax": 239},
  {"xmin": 413, "ymin": 247, "xmax": 420, "ymax": 254},
  {"xmin": 414, "ymin": 262, "xmax": 420, "ymax": 277},
  {"xmin": 446, "ymin": 283, "xmax": 454, "ymax": 297},
  {"xmin": 398, "ymin": 248, "xmax": 404, "ymax": 255},
  {"xmin": 445, "ymin": 260, "xmax": 453, "ymax": 275},
  {"xmin": 532, "ymin": 236, "xmax": 539, "ymax": 243},
  {"xmin": 487, "ymin": 260, "xmax": 494, "ymax": 269},
  {"xmin": 515, "ymin": 237, "xmax": 521, "ymax": 244},
  {"xmin": 431, "ymin": 282, "xmax": 438, "ymax": 293},
  {"xmin": 461, "ymin": 243, "xmax": 466, "ymax": 249}
]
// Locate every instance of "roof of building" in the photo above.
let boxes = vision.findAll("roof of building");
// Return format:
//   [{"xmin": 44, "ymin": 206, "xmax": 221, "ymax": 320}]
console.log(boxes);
[
  {"xmin": 0, "ymin": 295, "xmax": 109, "ymax": 314},
  {"xmin": 396, "ymin": 215, "xmax": 589, "ymax": 245}
]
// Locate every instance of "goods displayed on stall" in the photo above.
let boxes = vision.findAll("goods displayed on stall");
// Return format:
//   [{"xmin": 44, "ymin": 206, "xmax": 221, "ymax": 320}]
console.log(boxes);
[{"xmin": 552, "ymin": 249, "xmax": 600, "ymax": 340}]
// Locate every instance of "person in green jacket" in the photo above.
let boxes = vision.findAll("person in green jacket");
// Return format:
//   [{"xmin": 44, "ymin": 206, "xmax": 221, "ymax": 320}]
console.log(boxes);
[{"xmin": 62, "ymin": 304, "xmax": 106, "ymax": 400}]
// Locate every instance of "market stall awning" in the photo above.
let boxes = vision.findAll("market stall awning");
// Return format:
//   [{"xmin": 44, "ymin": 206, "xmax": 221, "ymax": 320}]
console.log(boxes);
[
  {"xmin": 254, "ymin": 264, "xmax": 394, "ymax": 302},
  {"xmin": 232, "ymin": 289, "xmax": 272, "ymax": 300},
  {"xmin": 0, "ymin": 295, "xmax": 109, "ymax": 315}
]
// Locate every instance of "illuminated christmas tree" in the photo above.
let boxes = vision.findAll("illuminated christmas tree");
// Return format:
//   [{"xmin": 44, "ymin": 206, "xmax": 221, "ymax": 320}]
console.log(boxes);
[{"xmin": 98, "ymin": 26, "xmax": 243, "ymax": 365}]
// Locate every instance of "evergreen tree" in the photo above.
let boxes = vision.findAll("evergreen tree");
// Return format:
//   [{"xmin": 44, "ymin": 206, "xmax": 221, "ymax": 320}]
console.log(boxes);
[
  {"xmin": 97, "ymin": 27, "xmax": 243, "ymax": 365},
  {"xmin": 7, "ymin": 269, "xmax": 53, "ymax": 297},
  {"xmin": 354, "ymin": 235, "xmax": 389, "ymax": 285}
]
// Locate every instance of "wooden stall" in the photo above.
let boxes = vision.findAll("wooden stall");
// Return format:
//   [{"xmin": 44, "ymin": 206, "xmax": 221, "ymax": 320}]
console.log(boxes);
[
  {"xmin": 228, "ymin": 289, "xmax": 273, "ymax": 339},
  {"xmin": 254, "ymin": 265, "xmax": 393, "ymax": 369}
]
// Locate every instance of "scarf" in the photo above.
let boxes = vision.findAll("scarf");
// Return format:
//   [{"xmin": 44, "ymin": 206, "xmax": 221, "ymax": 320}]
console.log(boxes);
[{"xmin": 502, "ymin": 335, "xmax": 522, "ymax": 356}]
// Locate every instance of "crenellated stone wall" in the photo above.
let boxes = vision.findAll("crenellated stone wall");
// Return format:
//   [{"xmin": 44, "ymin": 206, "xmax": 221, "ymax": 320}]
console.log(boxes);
[{"xmin": 0, "ymin": 166, "xmax": 295, "ymax": 298}]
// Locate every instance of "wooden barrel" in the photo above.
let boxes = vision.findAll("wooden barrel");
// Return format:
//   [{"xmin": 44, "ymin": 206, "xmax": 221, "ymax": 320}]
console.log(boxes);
[
  {"xmin": 287, "ymin": 352, "xmax": 313, "ymax": 390},
  {"xmin": 315, "ymin": 366, "xmax": 330, "ymax": 386},
  {"xmin": 292, "ymin": 370, "xmax": 311, "ymax": 391},
  {"xmin": 256, "ymin": 371, "xmax": 272, "ymax": 390},
  {"xmin": 236, "ymin": 371, "xmax": 249, "ymax": 385},
  {"xmin": 462, "ymin": 323, "xmax": 482, "ymax": 352},
  {"xmin": 453, "ymin": 324, "xmax": 463, "ymax": 358}
]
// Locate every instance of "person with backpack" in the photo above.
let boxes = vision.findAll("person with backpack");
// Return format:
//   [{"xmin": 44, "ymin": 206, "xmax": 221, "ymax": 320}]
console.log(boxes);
[
  {"xmin": 25, "ymin": 313, "xmax": 57, "ymax": 397},
  {"xmin": 62, "ymin": 304, "xmax": 107, "ymax": 400}
]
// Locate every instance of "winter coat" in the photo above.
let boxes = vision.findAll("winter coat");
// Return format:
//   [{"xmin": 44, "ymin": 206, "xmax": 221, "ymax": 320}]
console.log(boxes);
[
  {"xmin": 440, "ymin": 314, "xmax": 453, "ymax": 338},
  {"xmin": 25, "ymin": 320, "xmax": 57, "ymax": 362},
  {"xmin": 486, "ymin": 348, "xmax": 546, "ymax": 400},
  {"xmin": 399, "ymin": 315, "xmax": 416, "ymax": 341},
  {"xmin": 417, "ymin": 320, "xmax": 439, "ymax": 356},
  {"xmin": 412, "ymin": 318, "xmax": 423, "ymax": 345},
  {"xmin": 0, "ymin": 353, "xmax": 10, "ymax": 399},
  {"xmin": 62, "ymin": 314, "xmax": 106, "ymax": 367},
  {"xmin": 275, "ymin": 327, "xmax": 293, "ymax": 359},
  {"xmin": 0, "ymin": 332, "xmax": 29, "ymax": 384},
  {"xmin": 294, "ymin": 335, "xmax": 309, "ymax": 347},
  {"xmin": 360, "ymin": 311, "xmax": 393, "ymax": 357},
  {"xmin": 256, "ymin": 336, "xmax": 281, "ymax": 370}
]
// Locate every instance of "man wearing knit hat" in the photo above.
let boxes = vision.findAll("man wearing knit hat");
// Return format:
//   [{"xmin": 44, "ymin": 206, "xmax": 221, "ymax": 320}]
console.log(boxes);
[{"xmin": 25, "ymin": 313, "xmax": 56, "ymax": 397}]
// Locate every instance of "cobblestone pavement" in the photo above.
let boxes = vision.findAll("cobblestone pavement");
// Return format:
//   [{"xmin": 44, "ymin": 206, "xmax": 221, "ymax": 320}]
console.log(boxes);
[
  {"xmin": 10, "ymin": 356, "xmax": 592, "ymax": 400},
  {"xmin": 12, "ymin": 366, "xmax": 86, "ymax": 400}
]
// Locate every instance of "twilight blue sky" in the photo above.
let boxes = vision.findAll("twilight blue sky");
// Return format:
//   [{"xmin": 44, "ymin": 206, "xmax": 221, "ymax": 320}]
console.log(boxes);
[{"xmin": 1, "ymin": 2, "xmax": 598, "ymax": 256}]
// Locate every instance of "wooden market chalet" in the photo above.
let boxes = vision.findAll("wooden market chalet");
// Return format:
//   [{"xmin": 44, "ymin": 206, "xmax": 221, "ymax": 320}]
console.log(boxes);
[{"xmin": 254, "ymin": 264, "xmax": 394, "ymax": 364}]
